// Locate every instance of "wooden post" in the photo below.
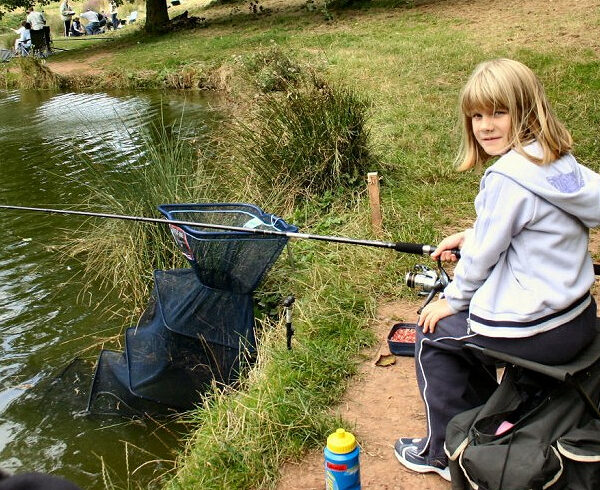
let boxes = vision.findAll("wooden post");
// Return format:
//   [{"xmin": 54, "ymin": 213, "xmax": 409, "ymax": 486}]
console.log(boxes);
[{"xmin": 367, "ymin": 172, "xmax": 382, "ymax": 235}]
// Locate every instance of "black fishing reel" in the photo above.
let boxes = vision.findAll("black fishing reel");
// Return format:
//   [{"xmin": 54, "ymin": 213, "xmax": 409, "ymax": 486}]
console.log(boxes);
[{"xmin": 405, "ymin": 259, "xmax": 450, "ymax": 314}]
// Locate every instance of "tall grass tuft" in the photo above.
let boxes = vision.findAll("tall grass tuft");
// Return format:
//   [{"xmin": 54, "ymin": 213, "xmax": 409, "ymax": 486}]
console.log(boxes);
[
  {"xmin": 15, "ymin": 56, "xmax": 64, "ymax": 90},
  {"xmin": 64, "ymin": 120, "xmax": 224, "ymax": 316},
  {"xmin": 230, "ymin": 78, "xmax": 374, "ymax": 212},
  {"xmin": 236, "ymin": 44, "xmax": 306, "ymax": 93}
]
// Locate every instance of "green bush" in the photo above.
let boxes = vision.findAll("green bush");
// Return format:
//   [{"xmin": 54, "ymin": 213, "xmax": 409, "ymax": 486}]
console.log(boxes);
[{"xmin": 232, "ymin": 79, "xmax": 374, "ymax": 210}]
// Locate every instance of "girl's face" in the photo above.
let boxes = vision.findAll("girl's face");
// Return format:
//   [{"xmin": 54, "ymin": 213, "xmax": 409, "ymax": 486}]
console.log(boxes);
[{"xmin": 471, "ymin": 109, "xmax": 512, "ymax": 156}]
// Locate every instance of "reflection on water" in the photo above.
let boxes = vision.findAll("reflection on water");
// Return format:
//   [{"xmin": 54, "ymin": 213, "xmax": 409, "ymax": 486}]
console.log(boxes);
[
  {"xmin": 34, "ymin": 92, "xmax": 153, "ymax": 170},
  {"xmin": 0, "ymin": 89, "xmax": 217, "ymax": 488}
]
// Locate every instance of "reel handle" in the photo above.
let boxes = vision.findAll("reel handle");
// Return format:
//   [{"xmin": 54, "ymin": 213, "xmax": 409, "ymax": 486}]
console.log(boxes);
[{"xmin": 449, "ymin": 248, "xmax": 461, "ymax": 258}]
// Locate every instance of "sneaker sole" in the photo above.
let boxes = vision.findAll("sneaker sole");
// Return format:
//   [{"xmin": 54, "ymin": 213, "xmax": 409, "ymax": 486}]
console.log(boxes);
[{"xmin": 394, "ymin": 448, "xmax": 451, "ymax": 482}]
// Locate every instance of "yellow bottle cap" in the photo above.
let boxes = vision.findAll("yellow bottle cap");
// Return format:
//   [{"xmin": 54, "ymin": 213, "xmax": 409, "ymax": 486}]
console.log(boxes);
[{"xmin": 327, "ymin": 428, "xmax": 357, "ymax": 454}]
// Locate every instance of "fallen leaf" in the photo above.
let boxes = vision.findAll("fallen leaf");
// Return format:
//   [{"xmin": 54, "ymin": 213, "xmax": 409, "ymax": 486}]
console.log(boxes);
[{"xmin": 375, "ymin": 354, "xmax": 396, "ymax": 367}]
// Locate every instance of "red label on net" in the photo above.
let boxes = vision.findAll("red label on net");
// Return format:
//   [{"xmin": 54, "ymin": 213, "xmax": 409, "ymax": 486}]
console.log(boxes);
[
  {"xmin": 326, "ymin": 462, "xmax": 348, "ymax": 471},
  {"xmin": 169, "ymin": 225, "xmax": 194, "ymax": 260}
]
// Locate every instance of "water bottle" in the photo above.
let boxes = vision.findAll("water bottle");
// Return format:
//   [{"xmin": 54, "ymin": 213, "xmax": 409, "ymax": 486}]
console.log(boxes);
[{"xmin": 324, "ymin": 428, "xmax": 361, "ymax": 490}]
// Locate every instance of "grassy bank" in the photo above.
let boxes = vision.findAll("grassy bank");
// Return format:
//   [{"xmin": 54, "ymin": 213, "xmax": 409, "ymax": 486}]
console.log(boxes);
[{"xmin": 3, "ymin": 0, "xmax": 599, "ymax": 488}]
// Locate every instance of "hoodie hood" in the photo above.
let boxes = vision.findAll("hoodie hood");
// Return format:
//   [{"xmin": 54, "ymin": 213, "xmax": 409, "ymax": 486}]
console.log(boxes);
[{"xmin": 485, "ymin": 141, "xmax": 600, "ymax": 228}]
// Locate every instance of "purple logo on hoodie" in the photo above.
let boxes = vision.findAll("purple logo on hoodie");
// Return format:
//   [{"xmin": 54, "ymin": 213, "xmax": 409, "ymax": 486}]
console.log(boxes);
[{"xmin": 546, "ymin": 172, "xmax": 582, "ymax": 193}]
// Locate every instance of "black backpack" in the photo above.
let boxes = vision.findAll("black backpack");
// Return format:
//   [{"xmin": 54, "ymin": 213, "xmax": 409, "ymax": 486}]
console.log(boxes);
[{"xmin": 445, "ymin": 362, "xmax": 600, "ymax": 489}]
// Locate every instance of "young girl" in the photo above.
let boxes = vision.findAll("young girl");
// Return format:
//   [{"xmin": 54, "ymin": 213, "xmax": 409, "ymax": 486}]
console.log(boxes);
[{"xmin": 394, "ymin": 58, "xmax": 600, "ymax": 481}]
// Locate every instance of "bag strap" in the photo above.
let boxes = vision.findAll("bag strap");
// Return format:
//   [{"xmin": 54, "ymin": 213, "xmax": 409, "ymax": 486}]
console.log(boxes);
[{"xmin": 498, "ymin": 432, "xmax": 515, "ymax": 489}]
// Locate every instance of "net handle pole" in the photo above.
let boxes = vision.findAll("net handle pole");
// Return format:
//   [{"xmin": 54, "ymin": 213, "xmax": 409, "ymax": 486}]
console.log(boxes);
[{"xmin": 0, "ymin": 204, "xmax": 435, "ymax": 256}]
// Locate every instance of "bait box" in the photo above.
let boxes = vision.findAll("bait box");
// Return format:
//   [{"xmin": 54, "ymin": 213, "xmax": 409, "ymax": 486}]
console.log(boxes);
[{"xmin": 387, "ymin": 323, "xmax": 416, "ymax": 357}]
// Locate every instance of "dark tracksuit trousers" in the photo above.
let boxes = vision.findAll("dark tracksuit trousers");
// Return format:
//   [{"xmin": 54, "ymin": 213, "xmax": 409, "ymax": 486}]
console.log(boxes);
[{"xmin": 414, "ymin": 297, "xmax": 597, "ymax": 466}]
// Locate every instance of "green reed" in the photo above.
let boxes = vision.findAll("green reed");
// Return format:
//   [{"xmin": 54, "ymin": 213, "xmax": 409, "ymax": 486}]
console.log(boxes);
[{"xmin": 64, "ymin": 120, "xmax": 225, "ymax": 316}]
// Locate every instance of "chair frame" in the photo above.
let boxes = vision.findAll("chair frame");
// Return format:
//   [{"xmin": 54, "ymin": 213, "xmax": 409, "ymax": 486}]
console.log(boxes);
[
  {"xmin": 466, "ymin": 320, "xmax": 600, "ymax": 420},
  {"xmin": 29, "ymin": 26, "xmax": 52, "ymax": 58}
]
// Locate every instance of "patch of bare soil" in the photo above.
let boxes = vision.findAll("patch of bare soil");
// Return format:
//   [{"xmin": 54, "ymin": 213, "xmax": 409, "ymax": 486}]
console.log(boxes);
[
  {"xmin": 421, "ymin": 0, "xmax": 600, "ymax": 56},
  {"xmin": 49, "ymin": 52, "xmax": 110, "ymax": 76},
  {"xmin": 277, "ymin": 297, "xmax": 449, "ymax": 490}
]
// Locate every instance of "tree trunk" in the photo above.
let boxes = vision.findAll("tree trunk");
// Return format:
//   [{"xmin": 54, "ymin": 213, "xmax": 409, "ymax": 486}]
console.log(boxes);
[{"xmin": 144, "ymin": 0, "xmax": 170, "ymax": 33}]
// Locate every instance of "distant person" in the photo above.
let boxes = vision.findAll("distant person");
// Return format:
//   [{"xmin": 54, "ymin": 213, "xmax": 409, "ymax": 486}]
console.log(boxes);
[
  {"xmin": 109, "ymin": 0, "xmax": 119, "ymax": 30},
  {"xmin": 26, "ymin": 6, "xmax": 50, "ymax": 51},
  {"xmin": 70, "ymin": 17, "xmax": 85, "ymax": 36},
  {"xmin": 59, "ymin": 0, "xmax": 75, "ymax": 37},
  {"xmin": 12, "ymin": 21, "xmax": 31, "ymax": 55},
  {"xmin": 11, "ymin": 21, "xmax": 27, "ymax": 46},
  {"xmin": 80, "ymin": 9, "xmax": 102, "ymax": 35},
  {"xmin": 26, "ymin": 7, "xmax": 46, "ymax": 31},
  {"xmin": 98, "ymin": 10, "xmax": 108, "ymax": 29}
]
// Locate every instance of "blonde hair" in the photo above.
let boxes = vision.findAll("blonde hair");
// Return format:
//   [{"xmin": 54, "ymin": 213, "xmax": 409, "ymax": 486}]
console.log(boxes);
[{"xmin": 456, "ymin": 58, "xmax": 572, "ymax": 170}]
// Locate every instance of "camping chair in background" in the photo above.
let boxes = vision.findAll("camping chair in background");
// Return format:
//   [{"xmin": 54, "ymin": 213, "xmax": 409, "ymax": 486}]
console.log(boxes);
[
  {"xmin": 30, "ymin": 28, "xmax": 51, "ymax": 58},
  {"xmin": 14, "ymin": 41, "xmax": 31, "ymax": 57}
]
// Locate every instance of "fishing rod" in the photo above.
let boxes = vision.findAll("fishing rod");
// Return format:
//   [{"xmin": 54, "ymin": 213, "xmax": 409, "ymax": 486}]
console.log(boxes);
[{"xmin": 0, "ymin": 204, "xmax": 437, "ymax": 256}]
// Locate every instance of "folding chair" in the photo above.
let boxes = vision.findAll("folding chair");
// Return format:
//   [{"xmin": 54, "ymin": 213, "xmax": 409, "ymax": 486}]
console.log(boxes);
[
  {"xmin": 461, "ymin": 263, "xmax": 600, "ymax": 419},
  {"xmin": 15, "ymin": 42, "xmax": 31, "ymax": 57},
  {"xmin": 30, "ymin": 27, "xmax": 52, "ymax": 58},
  {"xmin": 466, "ymin": 317, "xmax": 600, "ymax": 419}
]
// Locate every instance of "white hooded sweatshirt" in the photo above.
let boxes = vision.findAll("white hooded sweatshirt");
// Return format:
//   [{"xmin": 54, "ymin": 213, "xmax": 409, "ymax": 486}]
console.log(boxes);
[{"xmin": 444, "ymin": 141, "xmax": 600, "ymax": 338}]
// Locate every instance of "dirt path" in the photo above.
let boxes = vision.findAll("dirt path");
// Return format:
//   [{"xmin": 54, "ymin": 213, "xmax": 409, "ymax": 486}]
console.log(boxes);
[
  {"xmin": 48, "ymin": 52, "xmax": 110, "ymax": 76},
  {"xmin": 277, "ymin": 297, "xmax": 449, "ymax": 490}
]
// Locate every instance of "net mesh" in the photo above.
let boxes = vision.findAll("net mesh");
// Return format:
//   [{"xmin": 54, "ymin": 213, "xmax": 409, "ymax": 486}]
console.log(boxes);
[
  {"xmin": 86, "ymin": 204, "xmax": 296, "ymax": 417},
  {"xmin": 157, "ymin": 203, "xmax": 293, "ymax": 293}
]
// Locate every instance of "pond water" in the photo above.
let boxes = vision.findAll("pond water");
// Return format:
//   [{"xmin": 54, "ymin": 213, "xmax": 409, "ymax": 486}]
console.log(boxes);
[{"xmin": 0, "ymin": 89, "xmax": 218, "ymax": 489}]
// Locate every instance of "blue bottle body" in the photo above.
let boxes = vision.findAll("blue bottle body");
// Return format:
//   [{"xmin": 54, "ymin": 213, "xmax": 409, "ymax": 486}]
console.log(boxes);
[{"xmin": 324, "ymin": 445, "xmax": 361, "ymax": 490}]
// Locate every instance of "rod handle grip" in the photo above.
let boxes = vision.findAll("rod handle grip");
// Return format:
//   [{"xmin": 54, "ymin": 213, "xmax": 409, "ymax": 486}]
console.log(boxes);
[{"xmin": 393, "ymin": 242, "xmax": 433, "ymax": 255}]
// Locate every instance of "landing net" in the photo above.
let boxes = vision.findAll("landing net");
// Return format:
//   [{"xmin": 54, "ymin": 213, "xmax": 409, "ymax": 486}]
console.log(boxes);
[{"xmin": 86, "ymin": 203, "xmax": 297, "ymax": 416}]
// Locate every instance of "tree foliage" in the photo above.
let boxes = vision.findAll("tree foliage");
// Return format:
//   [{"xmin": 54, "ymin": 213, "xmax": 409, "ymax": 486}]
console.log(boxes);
[{"xmin": 0, "ymin": 0, "xmax": 32, "ymax": 18}]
